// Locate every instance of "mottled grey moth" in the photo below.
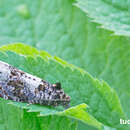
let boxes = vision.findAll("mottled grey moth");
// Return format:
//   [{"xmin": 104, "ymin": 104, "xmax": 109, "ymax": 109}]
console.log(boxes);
[{"xmin": 0, "ymin": 61, "xmax": 70, "ymax": 107}]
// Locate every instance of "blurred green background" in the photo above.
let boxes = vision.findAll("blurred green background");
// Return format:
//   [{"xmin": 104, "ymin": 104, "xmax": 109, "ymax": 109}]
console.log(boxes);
[{"xmin": 0, "ymin": 0, "xmax": 129, "ymax": 130}]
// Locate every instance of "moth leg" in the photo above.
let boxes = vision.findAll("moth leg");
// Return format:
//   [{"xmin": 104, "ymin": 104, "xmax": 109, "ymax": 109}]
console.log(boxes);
[
  {"xmin": 27, "ymin": 103, "xmax": 33, "ymax": 106},
  {"xmin": 26, "ymin": 100, "xmax": 34, "ymax": 106},
  {"xmin": 64, "ymin": 104, "xmax": 70, "ymax": 109}
]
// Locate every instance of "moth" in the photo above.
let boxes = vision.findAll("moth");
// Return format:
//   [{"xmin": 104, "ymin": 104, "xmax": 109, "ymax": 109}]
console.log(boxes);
[{"xmin": 0, "ymin": 61, "xmax": 70, "ymax": 107}]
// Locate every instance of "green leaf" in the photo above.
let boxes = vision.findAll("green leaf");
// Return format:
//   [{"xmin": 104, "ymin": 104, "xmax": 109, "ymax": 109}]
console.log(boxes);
[
  {"xmin": 0, "ymin": 98, "xmax": 77, "ymax": 130},
  {"xmin": 0, "ymin": 43, "xmax": 127, "ymax": 129},
  {"xmin": 75, "ymin": 0, "xmax": 130, "ymax": 36}
]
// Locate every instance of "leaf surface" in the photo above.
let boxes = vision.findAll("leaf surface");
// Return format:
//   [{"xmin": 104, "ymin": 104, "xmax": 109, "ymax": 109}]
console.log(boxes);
[
  {"xmin": 75, "ymin": 0, "xmax": 130, "ymax": 36},
  {"xmin": 0, "ymin": 43, "xmax": 127, "ymax": 129}
]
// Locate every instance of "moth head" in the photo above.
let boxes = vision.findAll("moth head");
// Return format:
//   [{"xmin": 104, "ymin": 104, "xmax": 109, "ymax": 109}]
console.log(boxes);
[
  {"xmin": 52, "ymin": 82, "xmax": 61, "ymax": 90},
  {"xmin": 52, "ymin": 82, "xmax": 70, "ymax": 106}
]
